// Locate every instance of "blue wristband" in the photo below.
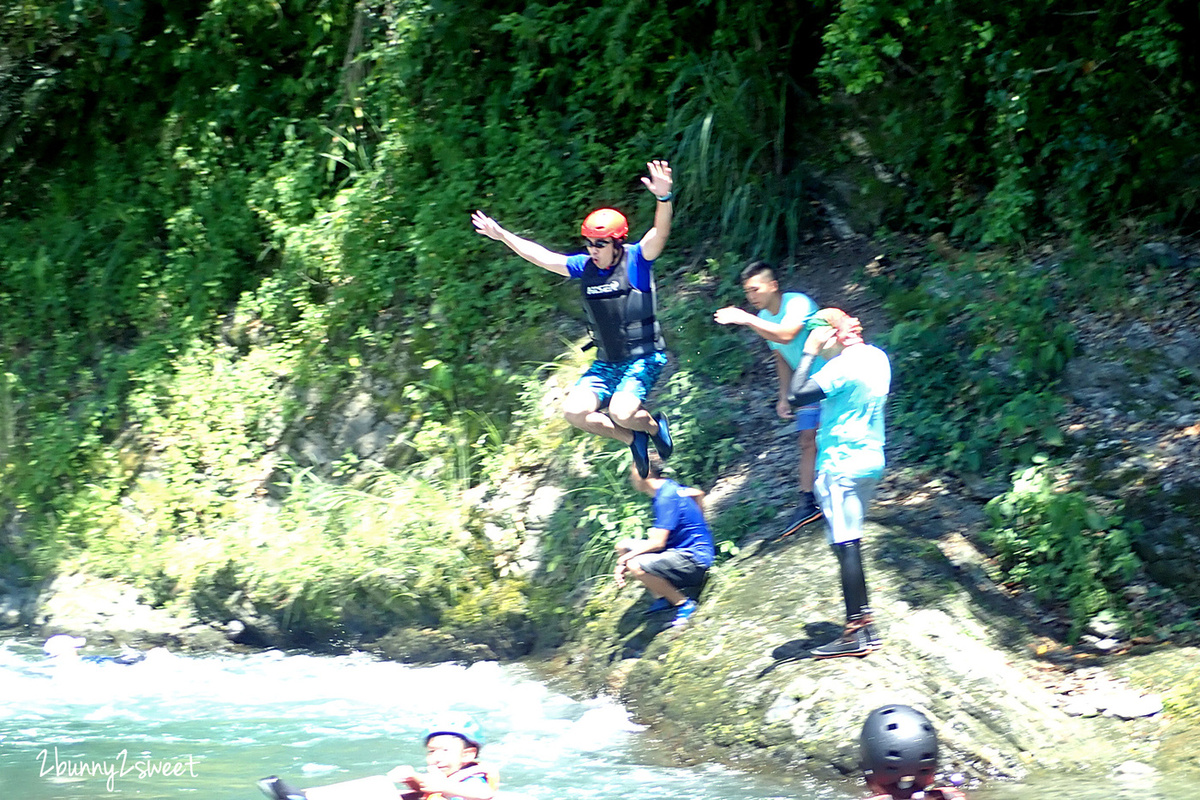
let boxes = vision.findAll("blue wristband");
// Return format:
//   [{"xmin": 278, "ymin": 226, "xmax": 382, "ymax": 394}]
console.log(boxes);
[{"xmin": 655, "ymin": 192, "xmax": 673, "ymax": 202}]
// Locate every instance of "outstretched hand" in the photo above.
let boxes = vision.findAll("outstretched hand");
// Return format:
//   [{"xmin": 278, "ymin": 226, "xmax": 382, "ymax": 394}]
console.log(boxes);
[
  {"xmin": 471, "ymin": 210, "xmax": 505, "ymax": 241},
  {"xmin": 641, "ymin": 160, "xmax": 673, "ymax": 198},
  {"xmin": 713, "ymin": 306, "xmax": 754, "ymax": 326}
]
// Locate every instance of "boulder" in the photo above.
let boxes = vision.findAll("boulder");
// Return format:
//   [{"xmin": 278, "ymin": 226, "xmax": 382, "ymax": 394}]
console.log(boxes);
[
  {"xmin": 31, "ymin": 572, "xmax": 197, "ymax": 647},
  {"xmin": 559, "ymin": 521, "xmax": 1153, "ymax": 782}
]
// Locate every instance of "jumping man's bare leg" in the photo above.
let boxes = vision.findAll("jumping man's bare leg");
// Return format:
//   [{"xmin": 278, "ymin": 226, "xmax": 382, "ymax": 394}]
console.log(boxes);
[
  {"xmin": 562, "ymin": 386, "xmax": 635, "ymax": 444},
  {"xmin": 607, "ymin": 392, "xmax": 660, "ymax": 436}
]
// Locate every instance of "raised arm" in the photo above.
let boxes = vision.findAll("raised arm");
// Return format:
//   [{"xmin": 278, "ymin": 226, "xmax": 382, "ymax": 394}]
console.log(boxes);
[
  {"xmin": 788, "ymin": 327, "xmax": 835, "ymax": 407},
  {"xmin": 472, "ymin": 210, "xmax": 570, "ymax": 276},
  {"xmin": 637, "ymin": 160, "xmax": 673, "ymax": 261},
  {"xmin": 713, "ymin": 297, "xmax": 807, "ymax": 345}
]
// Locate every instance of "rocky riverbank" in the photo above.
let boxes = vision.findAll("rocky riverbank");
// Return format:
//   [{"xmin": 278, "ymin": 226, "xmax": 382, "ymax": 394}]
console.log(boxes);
[
  {"xmin": 547, "ymin": 504, "xmax": 1193, "ymax": 787},
  {"xmin": 540, "ymin": 233, "xmax": 1200, "ymax": 790},
  {"xmin": 4, "ymin": 232, "xmax": 1199, "ymax": 793}
]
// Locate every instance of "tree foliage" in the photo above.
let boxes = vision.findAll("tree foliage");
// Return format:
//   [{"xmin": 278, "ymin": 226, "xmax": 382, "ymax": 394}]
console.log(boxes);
[
  {"xmin": 819, "ymin": 0, "xmax": 1199, "ymax": 241},
  {"xmin": 0, "ymin": 0, "xmax": 1195, "ymax": 632}
]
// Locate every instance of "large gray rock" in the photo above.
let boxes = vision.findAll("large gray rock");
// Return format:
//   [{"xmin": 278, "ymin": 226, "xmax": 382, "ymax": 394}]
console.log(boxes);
[
  {"xmin": 560, "ymin": 521, "xmax": 1155, "ymax": 782},
  {"xmin": 31, "ymin": 573, "xmax": 197, "ymax": 645}
]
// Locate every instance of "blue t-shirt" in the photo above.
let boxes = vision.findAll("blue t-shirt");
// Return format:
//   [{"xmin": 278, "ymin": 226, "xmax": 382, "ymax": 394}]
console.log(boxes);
[
  {"xmin": 757, "ymin": 292, "xmax": 821, "ymax": 371},
  {"xmin": 653, "ymin": 480, "xmax": 715, "ymax": 568},
  {"xmin": 812, "ymin": 344, "xmax": 891, "ymax": 479},
  {"xmin": 565, "ymin": 242, "xmax": 653, "ymax": 291}
]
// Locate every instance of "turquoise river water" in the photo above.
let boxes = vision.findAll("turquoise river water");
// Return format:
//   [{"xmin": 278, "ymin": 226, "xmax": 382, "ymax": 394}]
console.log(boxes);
[
  {"xmin": 0, "ymin": 636, "xmax": 845, "ymax": 800},
  {"xmin": 1, "ymin": 635, "xmax": 1192, "ymax": 800}
]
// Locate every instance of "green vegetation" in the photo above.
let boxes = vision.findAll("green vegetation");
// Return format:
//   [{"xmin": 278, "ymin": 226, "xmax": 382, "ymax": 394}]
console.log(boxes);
[
  {"xmin": 1, "ymin": 1, "xmax": 1195, "ymax": 647},
  {"xmin": 875, "ymin": 248, "xmax": 1074, "ymax": 477},
  {"xmin": 984, "ymin": 463, "xmax": 1141, "ymax": 638},
  {"xmin": 819, "ymin": 0, "xmax": 1199, "ymax": 241}
]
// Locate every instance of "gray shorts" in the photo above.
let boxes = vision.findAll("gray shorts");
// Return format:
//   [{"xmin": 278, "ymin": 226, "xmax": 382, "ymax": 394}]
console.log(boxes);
[
  {"xmin": 629, "ymin": 549, "xmax": 708, "ymax": 589},
  {"xmin": 814, "ymin": 472, "xmax": 878, "ymax": 545}
]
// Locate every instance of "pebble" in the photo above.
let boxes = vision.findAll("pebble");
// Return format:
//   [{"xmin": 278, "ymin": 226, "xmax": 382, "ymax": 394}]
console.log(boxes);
[
  {"xmin": 1104, "ymin": 693, "xmax": 1163, "ymax": 720},
  {"xmin": 1113, "ymin": 761, "xmax": 1156, "ymax": 778},
  {"xmin": 1062, "ymin": 699, "xmax": 1100, "ymax": 717}
]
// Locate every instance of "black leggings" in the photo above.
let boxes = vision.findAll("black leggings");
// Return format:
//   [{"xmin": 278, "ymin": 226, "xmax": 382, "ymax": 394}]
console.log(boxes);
[{"xmin": 833, "ymin": 540, "xmax": 870, "ymax": 620}]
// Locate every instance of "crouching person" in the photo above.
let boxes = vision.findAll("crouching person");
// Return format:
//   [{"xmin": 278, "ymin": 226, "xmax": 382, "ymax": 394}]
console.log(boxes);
[{"xmin": 615, "ymin": 455, "xmax": 714, "ymax": 628}]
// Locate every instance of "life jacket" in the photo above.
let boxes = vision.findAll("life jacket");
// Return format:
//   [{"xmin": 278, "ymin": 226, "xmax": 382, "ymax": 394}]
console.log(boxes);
[
  {"xmin": 422, "ymin": 762, "xmax": 498, "ymax": 800},
  {"xmin": 579, "ymin": 245, "xmax": 665, "ymax": 362},
  {"xmin": 866, "ymin": 788, "xmax": 967, "ymax": 800}
]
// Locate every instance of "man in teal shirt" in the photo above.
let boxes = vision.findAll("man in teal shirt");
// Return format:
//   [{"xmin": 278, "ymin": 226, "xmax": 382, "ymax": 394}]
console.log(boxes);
[
  {"xmin": 788, "ymin": 307, "xmax": 891, "ymax": 659},
  {"xmin": 714, "ymin": 261, "xmax": 823, "ymax": 535}
]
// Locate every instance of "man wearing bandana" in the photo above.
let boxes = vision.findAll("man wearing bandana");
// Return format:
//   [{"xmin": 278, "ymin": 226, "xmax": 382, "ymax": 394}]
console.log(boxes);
[{"xmin": 787, "ymin": 308, "xmax": 891, "ymax": 658}]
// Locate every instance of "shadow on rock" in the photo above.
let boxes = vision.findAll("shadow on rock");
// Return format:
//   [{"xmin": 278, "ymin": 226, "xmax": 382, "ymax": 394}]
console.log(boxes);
[
  {"xmin": 758, "ymin": 621, "xmax": 843, "ymax": 677},
  {"xmin": 614, "ymin": 594, "xmax": 678, "ymax": 660}
]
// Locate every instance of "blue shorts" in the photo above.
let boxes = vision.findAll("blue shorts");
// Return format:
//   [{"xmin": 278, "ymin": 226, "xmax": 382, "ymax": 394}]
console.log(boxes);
[
  {"xmin": 793, "ymin": 404, "xmax": 820, "ymax": 432},
  {"xmin": 576, "ymin": 352, "xmax": 668, "ymax": 408}
]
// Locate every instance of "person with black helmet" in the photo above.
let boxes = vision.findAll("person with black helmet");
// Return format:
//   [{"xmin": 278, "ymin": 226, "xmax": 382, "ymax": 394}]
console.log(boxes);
[
  {"xmin": 788, "ymin": 308, "xmax": 890, "ymax": 658},
  {"xmin": 471, "ymin": 161, "xmax": 674, "ymax": 478},
  {"xmin": 860, "ymin": 705, "xmax": 966, "ymax": 800}
]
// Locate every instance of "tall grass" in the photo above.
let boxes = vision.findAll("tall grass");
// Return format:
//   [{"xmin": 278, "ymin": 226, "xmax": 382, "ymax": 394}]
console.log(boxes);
[{"xmin": 668, "ymin": 51, "xmax": 818, "ymax": 260}]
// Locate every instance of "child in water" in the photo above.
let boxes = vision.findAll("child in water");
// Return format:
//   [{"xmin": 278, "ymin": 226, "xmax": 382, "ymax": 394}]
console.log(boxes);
[
  {"xmin": 260, "ymin": 714, "xmax": 495, "ymax": 800},
  {"xmin": 387, "ymin": 715, "xmax": 496, "ymax": 800},
  {"xmin": 861, "ymin": 705, "xmax": 965, "ymax": 800}
]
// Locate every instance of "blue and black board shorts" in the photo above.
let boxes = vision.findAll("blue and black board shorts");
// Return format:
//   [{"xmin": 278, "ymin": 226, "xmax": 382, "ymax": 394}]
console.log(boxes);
[{"xmin": 576, "ymin": 351, "xmax": 669, "ymax": 408}]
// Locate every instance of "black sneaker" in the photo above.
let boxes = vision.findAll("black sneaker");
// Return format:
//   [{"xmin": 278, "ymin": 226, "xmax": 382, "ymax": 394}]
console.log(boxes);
[
  {"xmin": 650, "ymin": 411, "xmax": 673, "ymax": 459},
  {"xmin": 776, "ymin": 500, "xmax": 823, "ymax": 539},
  {"xmin": 859, "ymin": 609, "xmax": 883, "ymax": 651},
  {"xmin": 811, "ymin": 618, "xmax": 873, "ymax": 659},
  {"xmin": 630, "ymin": 430, "xmax": 650, "ymax": 478}
]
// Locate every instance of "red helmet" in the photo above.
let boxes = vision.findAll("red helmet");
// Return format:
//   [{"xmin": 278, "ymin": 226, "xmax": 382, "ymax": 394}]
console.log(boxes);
[{"xmin": 581, "ymin": 208, "xmax": 628, "ymax": 240}]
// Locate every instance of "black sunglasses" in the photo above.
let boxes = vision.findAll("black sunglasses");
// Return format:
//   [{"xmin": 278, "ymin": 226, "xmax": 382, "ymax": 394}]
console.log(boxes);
[{"xmin": 584, "ymin": 238, "xmax": 612, "ymax": 249}]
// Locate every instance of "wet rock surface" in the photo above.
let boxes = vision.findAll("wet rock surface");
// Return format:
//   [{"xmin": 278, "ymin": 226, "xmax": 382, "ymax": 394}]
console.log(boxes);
[
  {"xmin": 2, "ymin": 571, "xmax": 245, "ymax": 653},
  {"xmin": 557, "ymin": 518, "xmax": 1139, "ymax": 782}
]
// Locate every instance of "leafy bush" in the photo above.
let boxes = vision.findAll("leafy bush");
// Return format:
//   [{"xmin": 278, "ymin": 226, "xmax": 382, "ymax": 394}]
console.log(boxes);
[
  {"xmin": 983, "ymin": 463, "xmax": 1141, "ymax": 637},
  {"xmin": 817, "ymin": 0, "xmax": 1199, "ymax": 241},
  {"xmin": 878, "ymin": 250, "xmax": 1074, "ymax": 474}
]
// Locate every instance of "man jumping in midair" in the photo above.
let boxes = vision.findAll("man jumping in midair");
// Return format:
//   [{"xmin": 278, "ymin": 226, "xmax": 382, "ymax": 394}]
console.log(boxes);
[{"xmin": 471, "ymin": 161, "xmax": 675, "ymax": 477}]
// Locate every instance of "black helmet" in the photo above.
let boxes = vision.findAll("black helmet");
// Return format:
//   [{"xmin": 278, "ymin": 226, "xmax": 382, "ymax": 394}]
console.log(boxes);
[{"xmin": 861, "ymin": 705, "xmax": 938, "ymax": 797}]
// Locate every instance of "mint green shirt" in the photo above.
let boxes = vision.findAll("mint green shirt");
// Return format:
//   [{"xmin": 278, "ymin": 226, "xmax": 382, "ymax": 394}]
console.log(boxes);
[
  {"xmin": 812, "ymin": 344, "xmax": 891, "ymax": 479},
  {"xmin": 757, "ymin": 292, "xmax": 818, "ymax": 370}
]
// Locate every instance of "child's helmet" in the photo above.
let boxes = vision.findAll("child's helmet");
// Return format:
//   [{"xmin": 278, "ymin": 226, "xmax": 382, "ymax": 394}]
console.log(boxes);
[
  {"xmin": 425, "ymin": 714, "xmax": 484, "ymax": 750},
  {"xmin": 581, "ymin": 209, "xmax": 628, "ymax": 240},
  {"xmin": 861, "ymin": 704, "xmax": 937, "ymax": 797}
]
